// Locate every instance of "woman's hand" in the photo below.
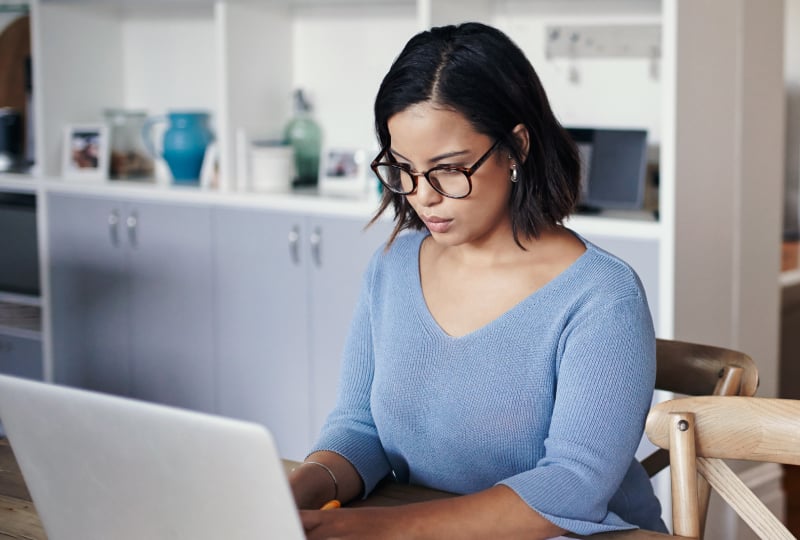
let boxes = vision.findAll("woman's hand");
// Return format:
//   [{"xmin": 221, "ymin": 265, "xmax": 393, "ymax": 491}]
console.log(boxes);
[
  {"xmin": 301, "ymin": 506, "xmax": 415, "ymax": 540},
  {"xmin": 298, "ymin": 486, "xmax": 566, "ymax": 540},
  {"xmin": 290, "ymin": 452, "xmax": 364, "ymax": 511}
]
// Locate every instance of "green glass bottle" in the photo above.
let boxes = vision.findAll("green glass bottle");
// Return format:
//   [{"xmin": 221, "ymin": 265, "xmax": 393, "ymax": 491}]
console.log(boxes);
[{"xmin": 284, "ymin": 89, "xmax": 322, "ymax": 187}]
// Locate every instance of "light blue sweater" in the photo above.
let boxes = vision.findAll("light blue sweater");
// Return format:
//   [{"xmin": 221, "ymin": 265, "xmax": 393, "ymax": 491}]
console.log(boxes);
[{"xmin": 311, "ymin": 231, "xmax": 666, "ymax": 535}]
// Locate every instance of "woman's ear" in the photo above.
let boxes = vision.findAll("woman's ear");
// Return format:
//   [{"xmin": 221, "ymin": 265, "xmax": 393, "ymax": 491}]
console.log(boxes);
[{"xmin": 511, "ymin": 124, "xmax": 530, "ymax": 163}]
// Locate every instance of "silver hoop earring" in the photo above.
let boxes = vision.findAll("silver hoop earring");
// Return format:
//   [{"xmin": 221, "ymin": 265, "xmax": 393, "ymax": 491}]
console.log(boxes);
[{"xmin": 510, "ymin": 164, "xmax": 518, "ymax": 183}]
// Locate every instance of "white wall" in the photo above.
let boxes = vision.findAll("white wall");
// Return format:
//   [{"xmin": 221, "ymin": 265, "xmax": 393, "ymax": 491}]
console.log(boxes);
[
  {"xmin": 291, "ymin": 1, "xmax": 662, "ymax": 153},
  {"xmin": 121, "ymin": 9, "xmax": 217, "ymax": 117},
  {"xmin": 291, "ymin": 4, "xmax": 418, "ymax": 152},
  {"xmin": 785, "ymin": 0, "xmax": 800, "ymax": 234},
  {"xmin": 669, "ymin": 0, "xmax": 783, "ymax": 398},
  {"xmin": 495, "ymin": 3, "xmax": 662, "ymax": 142}
]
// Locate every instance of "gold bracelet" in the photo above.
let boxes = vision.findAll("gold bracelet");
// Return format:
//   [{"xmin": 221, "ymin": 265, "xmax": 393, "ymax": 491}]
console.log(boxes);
[{"xmin": 303, "ymin": 460, "xmax": 338, "ymax": 501}]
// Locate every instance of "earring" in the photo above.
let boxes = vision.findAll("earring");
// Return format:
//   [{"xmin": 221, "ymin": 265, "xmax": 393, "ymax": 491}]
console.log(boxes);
[{"xmin": 510, "ymin": 163, "xmax": 518, "ymax": 183}]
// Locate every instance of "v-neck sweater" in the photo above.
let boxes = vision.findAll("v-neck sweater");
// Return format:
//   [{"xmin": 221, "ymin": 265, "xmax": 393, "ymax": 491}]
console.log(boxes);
[{"xmin": 311, "ymin": 230, "xmax": 666, "ymax": 535}]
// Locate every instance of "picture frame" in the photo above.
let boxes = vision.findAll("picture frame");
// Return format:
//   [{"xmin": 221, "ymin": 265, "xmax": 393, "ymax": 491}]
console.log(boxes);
[
  {"xmin": 318, "ymin": 147, "xmax": 370, "ymax": 198},
  {"xmin": 61, "ymin": 124, "xmax": 109, "ymax": 181}
]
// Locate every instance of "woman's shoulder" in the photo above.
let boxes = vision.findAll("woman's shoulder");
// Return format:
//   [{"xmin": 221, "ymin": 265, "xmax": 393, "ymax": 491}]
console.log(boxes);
[
  {"xmin": 371, "ymin": 230, "xmax": 427, "ymax": 263},
  {"xmin": 567, "ymin": 234, "xmax": 647, "ymax": 302},
  {"xmin": 363, "ymin": 229, "xmax": 427, "ymax": 278}
]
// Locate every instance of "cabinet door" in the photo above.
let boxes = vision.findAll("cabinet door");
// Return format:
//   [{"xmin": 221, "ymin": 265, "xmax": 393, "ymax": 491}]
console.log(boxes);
[
  {"xmin": 213, "ymin": 208, "xmax": 311, "ymax": 460},
  {"xmin": 307, "ymin": 216, "xmax": 393, "ymax": 439},
  {"xmin": 126, "ymin": 200, "xmax": 216, "ymax": 413},
  {"xmin": 47, "ymin": 193, "xmax": 131, "ymax": 395},
  {"xmin": 0, "ymin": 334, "xmax": 43, "ymax": 380}
]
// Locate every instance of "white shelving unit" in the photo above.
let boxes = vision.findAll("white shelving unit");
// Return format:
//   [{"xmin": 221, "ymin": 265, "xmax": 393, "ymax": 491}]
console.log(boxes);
[
  {"xmin": 24, "ymin": 0, "xmax": 669, "ymax": 319},
  {"xmin": 17, "ymin": 0, "xmax": 785, "ymax": 389}
]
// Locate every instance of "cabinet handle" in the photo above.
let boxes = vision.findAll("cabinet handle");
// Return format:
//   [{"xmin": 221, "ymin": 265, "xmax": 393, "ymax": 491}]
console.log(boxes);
[
  {"xmin": 108, "ymin": 210, "xmax": 120, "ymax": 247},
  {"xmin": 288, "ymin": 225, "xmax": 301, "ymax": 265},
  {"xmin": 310, "ymin": 226, "xmax": 322, "ymax": 268},
  {"xmin": 127, "ymin": 211, "xmax": 138, "ymax": 248}
]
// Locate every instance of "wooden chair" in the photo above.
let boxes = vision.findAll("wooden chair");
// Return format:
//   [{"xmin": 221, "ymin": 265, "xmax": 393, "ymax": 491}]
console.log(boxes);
[
  {"xmin": 642, "ymin": 339, "xmax": 759, "ymax": 537},
  {"xmin": 645, "ymin": 396, "xmax": 800, "ymax": 539}
]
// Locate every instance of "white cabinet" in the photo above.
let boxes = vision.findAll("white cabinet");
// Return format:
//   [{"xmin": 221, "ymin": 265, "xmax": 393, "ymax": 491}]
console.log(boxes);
[
  {"xmin": 43, "ymin": 186, "xmax": 393, "ymax": 459},
  {"xmin": 0, "ymin": 334, "xmax": 42, "ymax": 381},
  {"xmin": 47, "ymin": 191, "xmax": 217, "ymax": 412},
  {"xmin": 213, "ymin": 206, "xmax": 391, "ymax": 460},
  {"xmin": 212, "ymin": 208, "xmax": 311, "ymax": 460}
]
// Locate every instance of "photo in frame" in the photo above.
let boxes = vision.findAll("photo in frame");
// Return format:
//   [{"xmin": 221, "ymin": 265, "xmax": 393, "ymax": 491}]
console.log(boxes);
[
  {"xmin": 318, "ymin": 147, "xmax": 370, "ymax": 198},
  {"xmin": 61, "ymin": 124, "xmax": 109, "ymax": 181}
]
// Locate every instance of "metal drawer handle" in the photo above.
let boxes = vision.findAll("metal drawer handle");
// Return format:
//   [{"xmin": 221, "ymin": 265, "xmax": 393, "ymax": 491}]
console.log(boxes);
[
  {"xmin": 310, "ymin": 226, "xmax": 322, "ymax": 268},
  {"xmin": 288, "ymin": 225, "xmax": 301, "ymax": 265},
  {"xmin": 108, "ymin": 209, "xmax": 120, "ymax": 247},
  {"xmin": 127, "ymin": 211, "xmax": 138, "ymax": 248}
]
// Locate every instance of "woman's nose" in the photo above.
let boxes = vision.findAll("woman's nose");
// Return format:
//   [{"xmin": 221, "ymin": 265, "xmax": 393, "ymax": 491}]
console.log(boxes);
[{"xmin": 412, "ymin": 175, "xmax": 443, "ymax": 206}]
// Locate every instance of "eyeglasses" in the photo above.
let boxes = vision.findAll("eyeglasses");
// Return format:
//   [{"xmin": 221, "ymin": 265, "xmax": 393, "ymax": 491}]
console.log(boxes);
[{"xmin": 370, "ymin": 140, "xmax": 502, "ymax": 199}]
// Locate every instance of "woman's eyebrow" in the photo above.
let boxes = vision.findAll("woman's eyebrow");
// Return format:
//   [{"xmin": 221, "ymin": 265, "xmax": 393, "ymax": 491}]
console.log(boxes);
[{"xmin": 389, "ymin": 148, "xmax": 471, "ymax": 164}]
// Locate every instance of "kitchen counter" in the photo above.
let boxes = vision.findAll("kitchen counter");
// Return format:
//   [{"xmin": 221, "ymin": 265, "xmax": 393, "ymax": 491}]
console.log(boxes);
[
  {"xmin": 0, "ymin": 174, "xmax": 385, "ymax": 219},
  {"xmin": 0, "ymin": 173, "xmax": 663, "ymax": 238}
]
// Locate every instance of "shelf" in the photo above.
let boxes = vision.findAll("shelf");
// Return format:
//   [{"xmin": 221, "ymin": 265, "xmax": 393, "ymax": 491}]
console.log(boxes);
[
  {"xmin": 0, "ymin": 301, "xmax": 41, "ymax": 341},
  {"xmin": 0, "ymin": 292, "xmax": 41, "ymax": 307},
  {"xmin": 0, "ymin": 176, "xmax": 670, "ymax": 229},
  {"xmin": 0, "ymin": 175, "xmax": 38, "ymax": 193},
  {"xmin": 566, "ymin": 212, "xmax": 661, "ymax": 240}
]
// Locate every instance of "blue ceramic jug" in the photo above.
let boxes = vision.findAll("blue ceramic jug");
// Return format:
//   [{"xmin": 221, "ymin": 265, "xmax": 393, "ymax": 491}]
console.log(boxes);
[{"xmin": 143, "ymin": 111, "xmax": 213, "ymax": 184}]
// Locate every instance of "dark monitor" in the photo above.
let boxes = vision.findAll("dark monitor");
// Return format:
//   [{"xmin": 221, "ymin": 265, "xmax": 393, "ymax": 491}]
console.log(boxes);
[{"xmin": 566, "ymin": 127, "xmax": 648, "ymax": 212}]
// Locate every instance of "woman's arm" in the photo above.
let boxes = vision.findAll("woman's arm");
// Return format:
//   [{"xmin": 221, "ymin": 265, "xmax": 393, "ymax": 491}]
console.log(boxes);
[
  {"xmin": 289, "ymin": 451, "xmax": 364, "ymax": 510},
  {"xmin": 300, "ymin": 485, "xmax": 566, "ymax": 540}
]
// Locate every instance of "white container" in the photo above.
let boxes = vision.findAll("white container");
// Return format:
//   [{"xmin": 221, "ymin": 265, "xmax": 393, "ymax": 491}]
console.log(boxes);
[{"xmin": 250, "ymin": 141, "xmax": 294, "ymax": 193}]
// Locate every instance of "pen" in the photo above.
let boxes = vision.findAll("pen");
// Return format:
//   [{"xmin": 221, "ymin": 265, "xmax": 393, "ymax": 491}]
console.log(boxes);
[{"xmin": 320, "ymin": 499, "xmax": 341, "ymax": 510}]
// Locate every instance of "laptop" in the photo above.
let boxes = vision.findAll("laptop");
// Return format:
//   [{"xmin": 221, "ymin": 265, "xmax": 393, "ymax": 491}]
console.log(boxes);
[{"xmin": 0, "ymin": 374, "xmax": 305, "ymax": 540}]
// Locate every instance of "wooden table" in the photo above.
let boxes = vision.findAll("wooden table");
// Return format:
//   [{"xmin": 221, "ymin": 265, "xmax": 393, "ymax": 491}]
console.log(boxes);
[
  {"xmin": 0, "ymin": 438, "xmax": 47, "ymax": 540},
  {"xmin": 0, "ymin": 439, "xmax": 670, "ymax": 540}
]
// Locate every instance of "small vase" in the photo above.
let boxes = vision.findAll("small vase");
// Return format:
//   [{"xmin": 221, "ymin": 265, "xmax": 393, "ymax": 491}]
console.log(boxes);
[{"xmin": 143, "ymin": 111, "xmax": 213, "ymax": 185}]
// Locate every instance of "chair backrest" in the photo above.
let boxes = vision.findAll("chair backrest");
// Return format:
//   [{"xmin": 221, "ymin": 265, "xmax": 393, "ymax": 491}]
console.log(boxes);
[
  {"xmin": 645, "ymin": 396, "xmax": 800, "ymax": 539},
  {"xmin": 644, "ymin": 339, "xmax": 759, "ymax": 476},
  {"xmin": 654, "ymin": 338, "xmax": 759, "ymax": 399},
  {"xmin": 642, "ymin": 339, "xmax": 759, "ymax": 538}
]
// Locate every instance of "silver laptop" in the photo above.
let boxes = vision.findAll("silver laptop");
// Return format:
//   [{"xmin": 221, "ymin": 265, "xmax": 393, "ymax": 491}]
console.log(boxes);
[{"xmin": 0, "ymin": 374, "xmax": 305, "ymax": 540}]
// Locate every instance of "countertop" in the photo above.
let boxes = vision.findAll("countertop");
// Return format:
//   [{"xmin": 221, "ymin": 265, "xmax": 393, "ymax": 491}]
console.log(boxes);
[{"xmin": 0, "ymin": 173, "xmax": 664, "ymax": 239}]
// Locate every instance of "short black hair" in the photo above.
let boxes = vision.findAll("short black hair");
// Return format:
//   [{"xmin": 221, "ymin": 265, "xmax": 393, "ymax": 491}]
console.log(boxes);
[{"xmin": 369, "ymin": 22, "xmax": 581, "ymax": 248}]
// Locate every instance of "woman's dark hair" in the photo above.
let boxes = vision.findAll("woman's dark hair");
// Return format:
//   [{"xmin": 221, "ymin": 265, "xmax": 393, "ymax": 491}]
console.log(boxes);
[{"xmin": 368, "ymin": 22, "xmax": 581, "ymax": 248}]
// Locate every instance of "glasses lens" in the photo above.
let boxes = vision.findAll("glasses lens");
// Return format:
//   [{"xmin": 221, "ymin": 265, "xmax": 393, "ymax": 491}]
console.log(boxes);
[
  {"xmin": 374, "ymin": 164, "xmax": 414, "ymax": 194},
  {"xmin": 428, "ymin": 169, "xmax": 470, "ymax": 198}
]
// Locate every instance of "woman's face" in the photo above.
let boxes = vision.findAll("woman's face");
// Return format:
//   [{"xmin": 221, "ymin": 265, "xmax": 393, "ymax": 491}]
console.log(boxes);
[{"xmin": 386, "ymin": 101, "xmax": 514, "ymax": 248}]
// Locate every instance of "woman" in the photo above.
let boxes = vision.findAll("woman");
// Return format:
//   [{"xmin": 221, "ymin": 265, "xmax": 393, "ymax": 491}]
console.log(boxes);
[{"xmin": 289, "ymin": 22, "xmax": 666, "ymax": 539}]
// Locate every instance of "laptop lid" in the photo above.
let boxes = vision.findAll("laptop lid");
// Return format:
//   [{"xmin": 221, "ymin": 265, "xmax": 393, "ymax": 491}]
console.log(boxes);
[{"xmin": 0, "ymin": 374, "xmax": 305, "ymax": 540}]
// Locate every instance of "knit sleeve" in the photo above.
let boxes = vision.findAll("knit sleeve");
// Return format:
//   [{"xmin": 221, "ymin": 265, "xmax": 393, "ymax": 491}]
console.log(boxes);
[
  {"xmin": 308, "ymin": 248, "xmax": 393, "ymax": 496},
  {"xmin": 497, "ymin": 292, "xmax": 657, "ymax": 535}
]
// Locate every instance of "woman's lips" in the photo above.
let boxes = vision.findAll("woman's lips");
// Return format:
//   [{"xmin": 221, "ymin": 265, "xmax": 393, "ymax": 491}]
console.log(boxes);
[{"xmin": 422, "ymin": 216, "xmax": 453, "ymax": 233}]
